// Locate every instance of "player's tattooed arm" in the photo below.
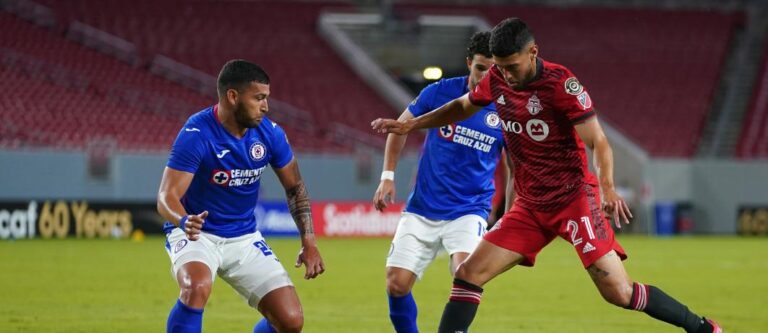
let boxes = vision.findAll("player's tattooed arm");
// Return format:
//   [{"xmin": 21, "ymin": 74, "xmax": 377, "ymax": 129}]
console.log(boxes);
[
  {"xmin": 275, "ymin": 158, "xmax": 316, "ymax": 238},
  {"xmin": 275, "ymin": 158, "xmax": 325, "ymax": 279},
  {"xmin": 286, "ymin": 180, "xmax": 314, "ymax": 236}
]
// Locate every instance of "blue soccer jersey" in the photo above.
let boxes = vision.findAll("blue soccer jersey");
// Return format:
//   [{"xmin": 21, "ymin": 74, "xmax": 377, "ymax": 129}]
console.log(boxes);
[
  {"xmin": 163, "ymin": 105, "xmax": 294, "ymax": 238},
  {"xmin": 405, "ymin": 76, "xmax": 505, "ymax": 221}
]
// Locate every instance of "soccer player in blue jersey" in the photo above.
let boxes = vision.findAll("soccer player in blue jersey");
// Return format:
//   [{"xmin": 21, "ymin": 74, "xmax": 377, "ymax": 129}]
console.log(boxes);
[
  {"xmin": 157, "ymin": 60, "xmax": 325, "ymax": 333},
  {"xmin": 372, "ymin": 32, "xmax": 506, "ymax": 333}
]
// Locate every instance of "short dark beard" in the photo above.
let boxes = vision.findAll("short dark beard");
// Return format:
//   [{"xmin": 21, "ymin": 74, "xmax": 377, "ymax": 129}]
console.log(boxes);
[
  {"xmin": 233, "ymin": 101, "xmax": 260, "ymax": 128},
  {"xmin": 515, "ymin": 59, "xmax": 538, "ymax": 90}
]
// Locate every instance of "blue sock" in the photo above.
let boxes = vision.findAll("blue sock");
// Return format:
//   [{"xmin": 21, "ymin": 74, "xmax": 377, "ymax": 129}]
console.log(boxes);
[
  {"xmin": 167, "ymin": 299, "xmax": 203, "ymax": 333},
  {"xmin": 253, "ymin": 318, "xmax": 277, "ymax": 333},
  {"xmin": 388, "ymin": 292, "xmax": 419, "ymax": 333}
]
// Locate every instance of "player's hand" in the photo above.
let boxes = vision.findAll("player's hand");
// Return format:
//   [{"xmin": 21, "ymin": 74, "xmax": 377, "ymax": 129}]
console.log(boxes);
[
  {"xmin": 373, "ymin": 180, "xmax": 396, "ymax": 212},
  {"xmin": 371, "ymin": 118, "xmax": 415, "ymax": 135},
  {"xmin": 184, "ymin": 211, "xmax": 208, "ymax": 241},
  {"xmin": 602, "ymin": 189, "xmax": 633, "ymax": 228},
  {"xmin": 295, "ymin": 242, "xmax": 325, "ymax": 280}
]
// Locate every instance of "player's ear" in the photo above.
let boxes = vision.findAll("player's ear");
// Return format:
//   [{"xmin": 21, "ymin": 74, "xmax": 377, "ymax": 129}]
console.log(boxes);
[
  {"xmin": 529, "ymin": 43, "xmax": 538, "ymax": 59},
  {"xmin": 466, "ymin": 57, "xmax": 473, "ymax": 70},
  {"xmin": 226, "ymin": 88, "xmax": 238, "ymax": 104}
]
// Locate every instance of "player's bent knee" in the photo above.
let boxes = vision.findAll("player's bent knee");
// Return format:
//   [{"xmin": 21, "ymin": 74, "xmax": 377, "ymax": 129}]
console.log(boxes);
[
  {"xmin": 453, "ymin": 263, "xmax": 471, "ymax": 280},
  {"xmin": 179, "ymin": 280, "xmax": 212, "ymax": 307},
  {"xmin": 453, "ymin": 262, "xmax": 485, "ymax": 285},
  {"xmin": 386, "ymin": 278, "xmax": 412, "ymax": 297},
  {"xmin": 274, "ymin": 310, "xmax": 304, "ymax": 333}
]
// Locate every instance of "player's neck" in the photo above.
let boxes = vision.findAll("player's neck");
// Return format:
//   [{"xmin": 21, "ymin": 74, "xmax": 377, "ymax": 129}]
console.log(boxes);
[
  {"xmin": 215, "ymin": 102, "xmax": 248, "ymax": 139},
  {"xmin": 515, "ymin": 58, "xmax": 543, "ymax": 90}
]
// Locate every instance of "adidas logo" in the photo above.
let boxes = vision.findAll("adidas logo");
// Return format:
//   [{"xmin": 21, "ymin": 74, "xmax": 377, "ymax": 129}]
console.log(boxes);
[
  {"xmin": 582, "ymin": 242, "xmax": 596, "ymax": 253},
  {"xmin": 496, "ymin": 95, "xmax": 506, "ymax": 105}
]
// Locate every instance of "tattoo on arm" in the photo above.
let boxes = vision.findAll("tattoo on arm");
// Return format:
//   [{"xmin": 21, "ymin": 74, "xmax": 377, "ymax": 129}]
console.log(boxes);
[{"xmin": 286, "ymin": 181, "xmax": 314, "ymax": 235}]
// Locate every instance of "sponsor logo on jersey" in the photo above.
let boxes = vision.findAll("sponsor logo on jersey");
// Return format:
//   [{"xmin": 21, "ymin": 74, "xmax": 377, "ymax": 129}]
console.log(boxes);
[
  {"xmin": 212, "ymin": 170, "xmax": 230, "ymax": 185},
  {"xmin": 496, "ymin": 95, "xmax": 506, "ymax": 105},
  {"xmin": 501, "ymin": 119, "xmax": 550, "ymax": 141},
  {"xmin": 211, "ymin": 167, "xmax": 266, "ymax": 187},
  {"xmin": 249, "ymin": 142, "xmax": 266, "ymax": 161},
  {"xmin": 501, "ymin": 120, "xmax": 524, "ymax": 134},
  {"xmin": 485, "ymin": 112, "xmax": 501, "ymax": 128},
  {"xmin": 526, "ymin": 119, "xmax": 550, "ymax": 142},
  {"xmin": 441, "ymin": 124, "xmax": 498, "ymax": 153},
  {"xmin": 438, "ymin": 124, "xmax": 455, "ymax": 140},
  {"xmin": 577, "ymin": 91, "xmax": 592, "ymax": 110},
  {"xmin": 174, "ymin": 239, "xmax": 188, "ymax": 253},
  {"xmin": 526, "ymin": 93, "xmax": 542, "ymax": 115},
  {"xmin": 184, "ymin": 127, "xmax": 200, "ymax": 132},
  {"xmin": 564, "ymin": 77, "xmax": 583, "ymax": 95}
]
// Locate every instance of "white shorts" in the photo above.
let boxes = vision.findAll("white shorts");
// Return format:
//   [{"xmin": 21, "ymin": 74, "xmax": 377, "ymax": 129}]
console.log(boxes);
[
  {"xmin": 386, "ymin": 213, "xmax": 487, "ymax": 279},
  {"xmin": 165, "ymin": 228, "xmax": 293, "ymax": 308}
]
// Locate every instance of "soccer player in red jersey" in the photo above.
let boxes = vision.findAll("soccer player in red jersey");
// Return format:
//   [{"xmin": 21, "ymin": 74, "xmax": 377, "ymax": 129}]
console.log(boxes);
[{"xmin": 372, "ymin": 18, "xmax": 721, "ymax": 333}]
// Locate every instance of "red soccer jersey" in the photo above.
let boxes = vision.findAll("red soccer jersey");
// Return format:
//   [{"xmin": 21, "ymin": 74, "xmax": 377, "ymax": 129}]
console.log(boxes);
[{"xmin": 469, "ymin": 58, "xmax": 599, "ymax": 211}]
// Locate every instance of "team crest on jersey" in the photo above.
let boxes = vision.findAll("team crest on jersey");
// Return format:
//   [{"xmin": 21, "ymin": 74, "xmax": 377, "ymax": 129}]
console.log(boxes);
[
  {"xmin": 526, "ymin": 93, "xmax": 543, "ymax": 115},
  {"xmin": 438, "ymin": 124, "xmax": 455, "ymax": 140},
  {"xmin": 526, "ymin": 119, "xmax": 549, "ymax": 142},
  {"xmin": 249, "ymin": 142, "xmax": 267, "ymax": 161},
  {"xmin": 577, "ymin": 91, "xmax": 592, "ymax": 110},
  {"xmin": 174, "ymin": 239, "xmax": 188, "ymax": 253},
  {"xmin": 485, "ymin": 113, "xmax": 501, "ymax": 128},
  {"xmin": 211, "ymin": 169, "xmax": 231, "ymax": 185},
  {"xmin": 564, "ymin": 77, "xmax": 583, "ymax": 95}
]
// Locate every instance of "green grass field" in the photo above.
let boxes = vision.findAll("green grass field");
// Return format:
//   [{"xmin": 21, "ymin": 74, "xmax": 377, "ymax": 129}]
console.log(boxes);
[{"xmin": 1, "ymin": 236, "xmax": 766, "ymax": 332}]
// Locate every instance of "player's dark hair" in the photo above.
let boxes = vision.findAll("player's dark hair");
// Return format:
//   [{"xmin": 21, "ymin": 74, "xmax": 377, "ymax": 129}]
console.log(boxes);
[
  {"xmin": 466, "ymin": 31, "xmax": 492, "ymax": 59},
  {"xmin": 490, "ymin": 18, "xmax": 535, "ymax": 57},
  {"xmin": 217, "ymin": 59, "xmax": 270, "ymax": 97}
]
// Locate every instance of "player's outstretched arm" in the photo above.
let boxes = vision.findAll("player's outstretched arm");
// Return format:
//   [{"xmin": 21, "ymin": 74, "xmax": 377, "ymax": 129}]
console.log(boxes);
[
  {"xmin": 371, "ymin": 93, "xmax": 482, "ymax": 135},
  {"xmin": 373, "ymin": 109, "xmax": 414, "ymax": 212},
  {"xmin": 575, "ymin": 117, "xmax": 633, "ymax": 228},
  {"xmin": 274, "ymin": 158, "xmax": 325, "ymax": 280},
  {"xmin": 157, "ymin": 167, "xmax": 207, "ymax": 241}
]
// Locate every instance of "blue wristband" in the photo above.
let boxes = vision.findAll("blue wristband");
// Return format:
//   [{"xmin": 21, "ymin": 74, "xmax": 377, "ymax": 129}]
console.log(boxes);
[{"xmin": 178, "ymin": 215, "xmax": 189, "ymax": 231}]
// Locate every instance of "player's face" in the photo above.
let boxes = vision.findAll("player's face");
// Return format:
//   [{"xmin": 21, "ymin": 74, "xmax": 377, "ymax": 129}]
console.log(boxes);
[
  {"xmin": 494, "ymin": 43, "xmax": 538, "ymax": 89},
  {"xmin": 232, "ymin": 82, "xmax": 270, "ymax": 128},
  {"xmin": 466, "ymin": 54, "xmax": 494, "ymax": 89}
]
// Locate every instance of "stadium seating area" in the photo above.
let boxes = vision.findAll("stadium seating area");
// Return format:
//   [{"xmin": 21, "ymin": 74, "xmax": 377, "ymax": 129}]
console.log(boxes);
[
  {"xmin": 0, "ymin": 1, "xmax": 746, "ymax": 156},
  {"xmin": 35, "ymin": 0, "xmax": 400, "ymax": 151},
  {"xmin": 2, "ymin": 1, "xmax": 391, "ymax": 152},
  {"xmin": 738, "ymin": 50, "xmax": 768, "ymax": 158},
  {"xmin": 396, "ymin": 4, "xmax": 742, "ymax": 157},
  {"xmin": 0, "ymin": 12, "xmax": 207, "ymax": 151}
]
